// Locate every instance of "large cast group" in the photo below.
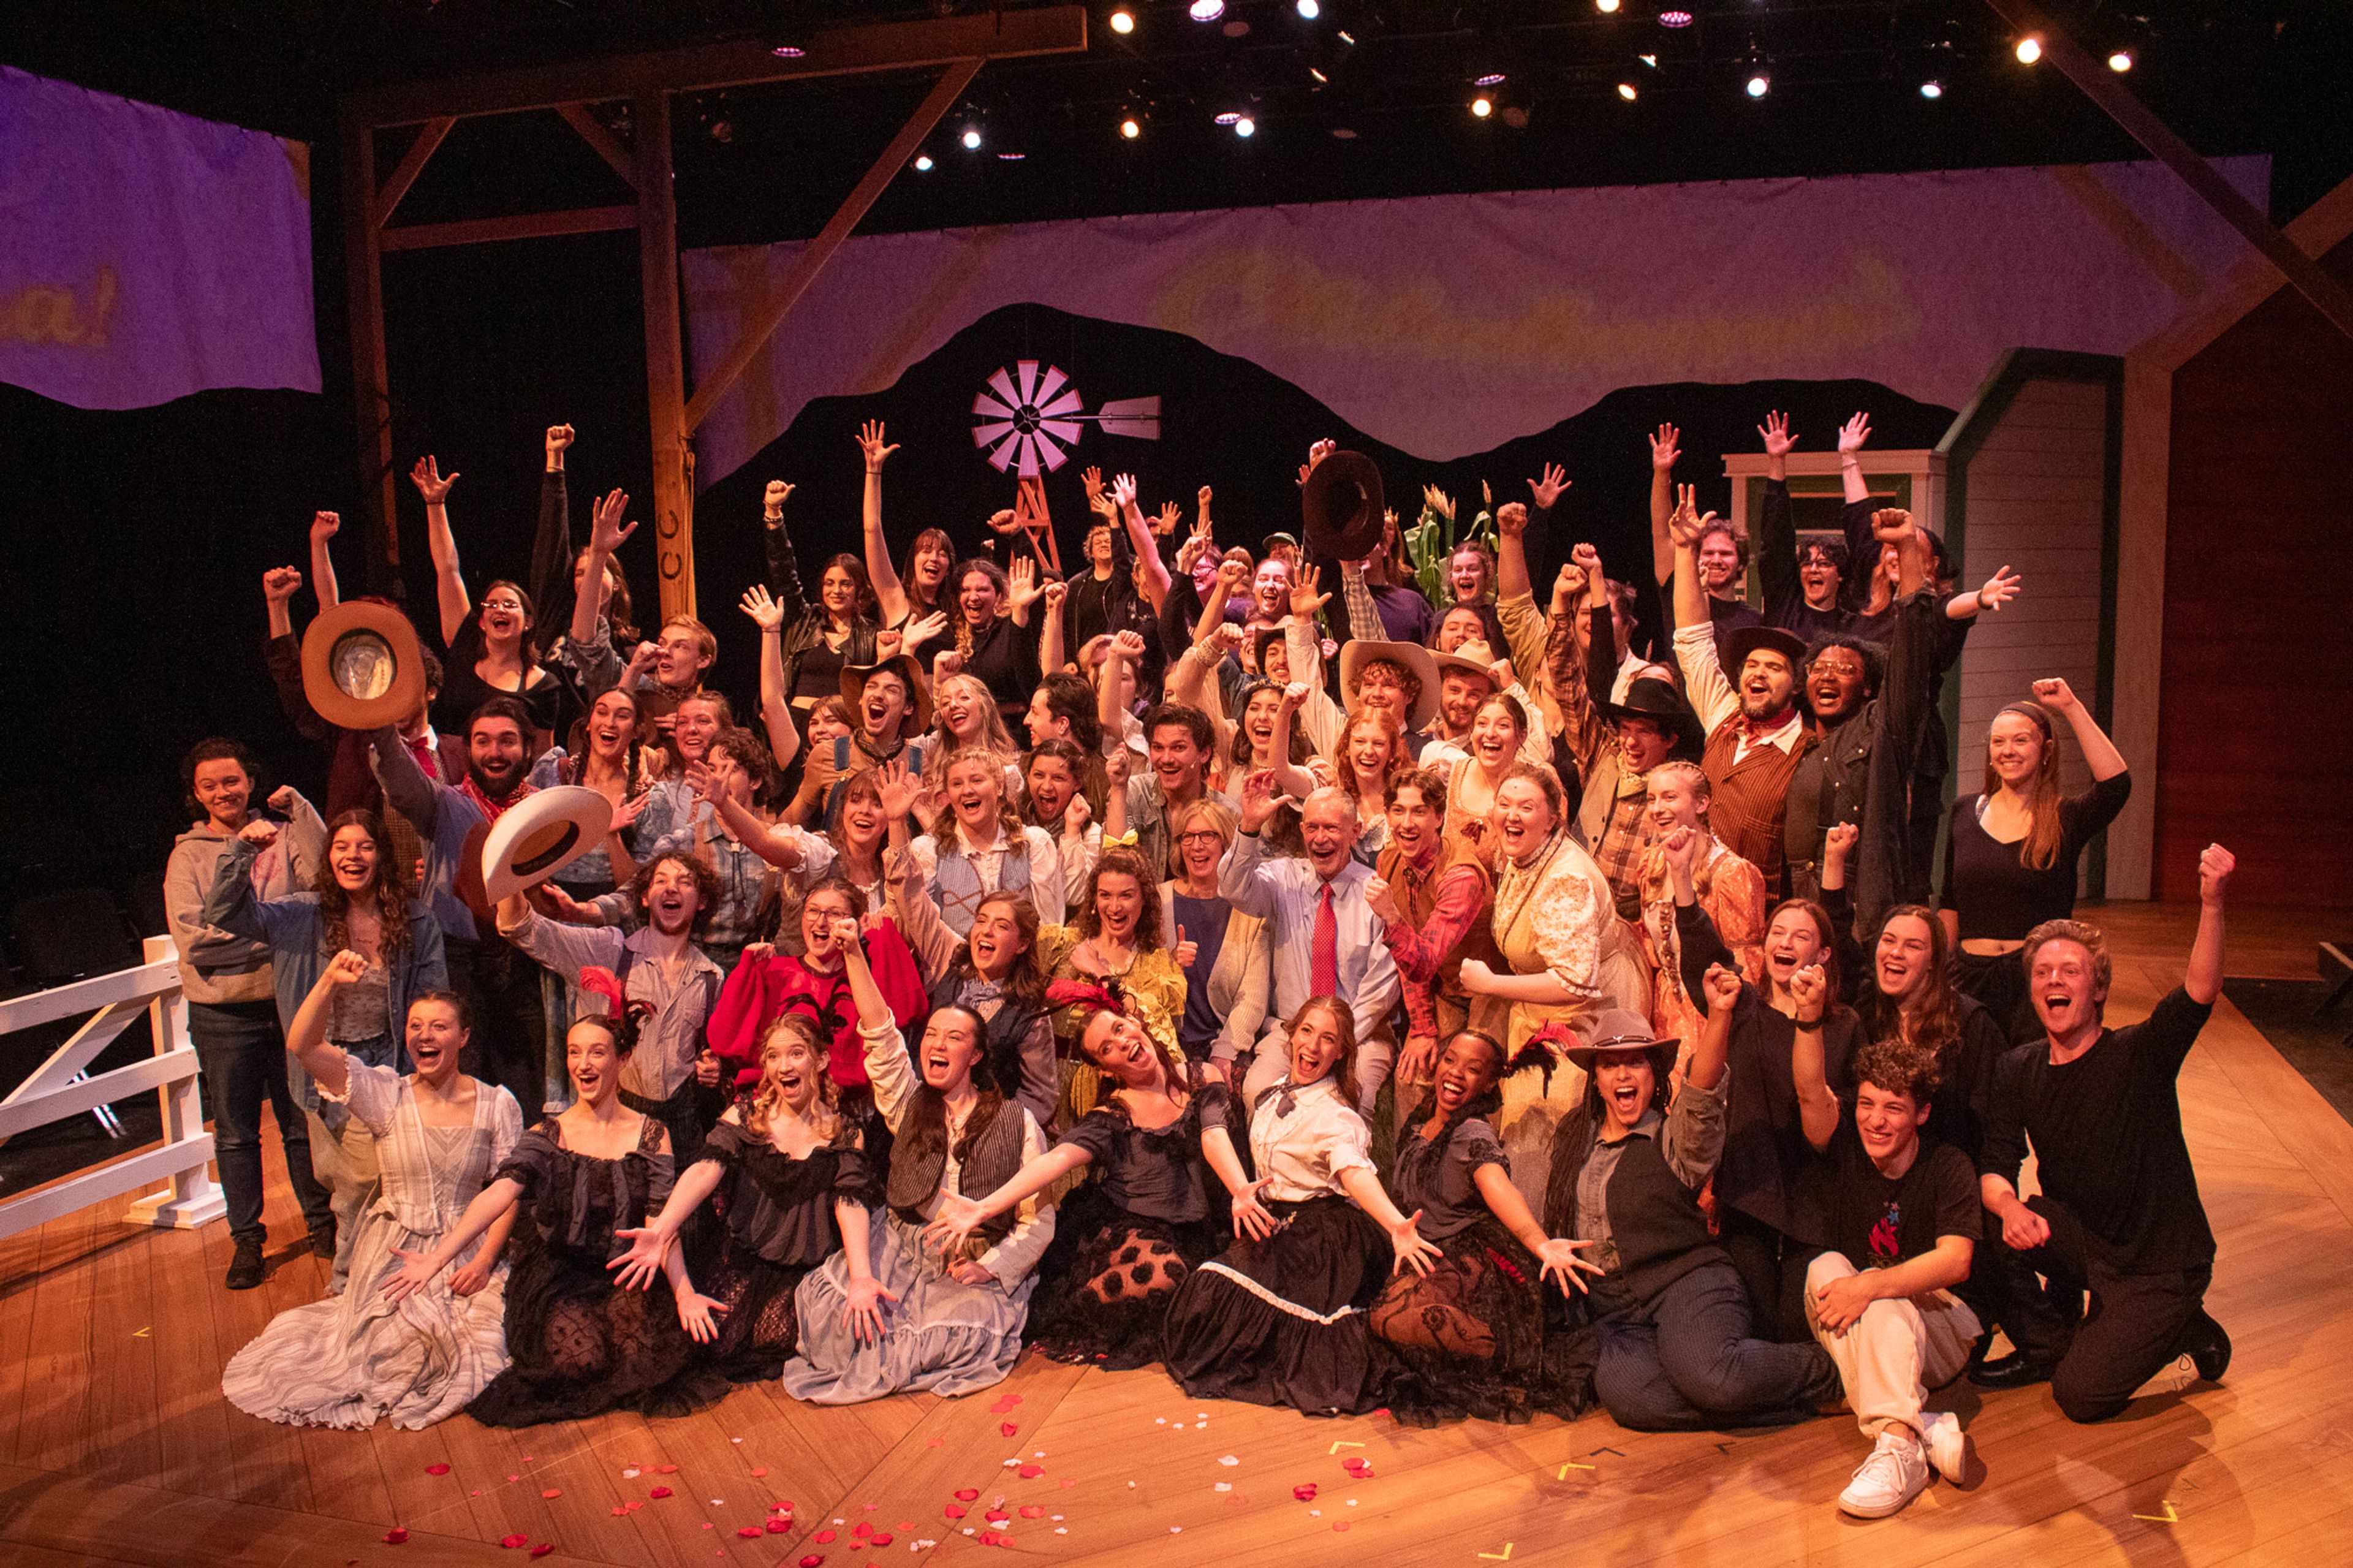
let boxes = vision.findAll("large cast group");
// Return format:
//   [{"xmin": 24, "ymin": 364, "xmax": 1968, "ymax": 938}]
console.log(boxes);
[{"xmin": 162, "ymin": 414, "xmax": 2235, "ymax": 1521}]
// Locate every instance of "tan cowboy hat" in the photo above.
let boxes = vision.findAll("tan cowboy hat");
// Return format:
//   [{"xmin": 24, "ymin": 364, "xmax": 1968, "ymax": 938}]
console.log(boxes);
[
  {"xmin": 1560, "ymin": 1007, "xmax": 1680, "ymax": 1075},
  {"xmin": 840, "ymin": 651, "xmax": 933, "ymax": 740},
  {"xmin": 1339, "ymin": 638, "xmax": 1442, "ymax": 732},
  {"xmin": 1300, "ymin": 450, "xmax": 1386, "ymax": 561},
  {"xmin": 301, "ymin": 600, "xmax": 426, "ymax": 732},
  {"xmin": 480, "ymin": 785, "xmax": 613, "ymax": 902},
  {"xmin": 1427, "ymin": 639, "xmax": 1507, "ymax": 689}
]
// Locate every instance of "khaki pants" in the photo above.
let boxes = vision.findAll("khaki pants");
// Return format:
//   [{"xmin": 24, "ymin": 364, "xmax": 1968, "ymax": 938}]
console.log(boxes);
[
  {"xmin": 305, "ymin": 1107, "xmax": 381, "ymax": 1295},
  {"xmin": 1805, "ymin": 1251, "xmax": 1981, "ymax": 1438}
]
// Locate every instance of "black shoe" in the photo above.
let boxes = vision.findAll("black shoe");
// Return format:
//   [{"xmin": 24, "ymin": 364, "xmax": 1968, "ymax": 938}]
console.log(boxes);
[
  {"xmin": 2179, "ymin": 1311, "xmax": 2232, "ymax": 1383},
  {"xmin": 224, "ymin": 1235, "xmax": 267, "ymax": 1291},
  {"xmin": 1970, "ymin": 1350, "xmax": 2056, "ymax": 1390},
  {"xmin": 309, "ymin": 1218, "xmax": 337, "ymax": 1259}
]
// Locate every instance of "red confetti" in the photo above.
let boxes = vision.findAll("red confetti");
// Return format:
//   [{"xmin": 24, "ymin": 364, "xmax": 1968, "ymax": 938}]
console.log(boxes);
[
  {"xmin": 502, "ymin": 1534, "xmax": 531, "ymax": 1549},
  {"xmin": 852, "ymin": 1523, "xmax": 873, "ymax": 1539},
  {"xmin": 984, "ymin": 1509, "xmax": 1009, "ymax": 1523},
  {"xmin": 658, "ymin": 1464, "xmax": 680, "ymax": 1474},
  {"xmin": 738, "ymin": 1527, "xmax": 765, "ymax": 1539},
  {"xmin": 1017, "ymin": 1464, "xmax": 1045, "ymax": 1479},
  {"xmin": 1333, "ymin": 1521, "xmax": 1351, "ymax": 1532},
  {"xmin": 649, "ymin": 1487, "xmax": 674, "ymax": 1499},
  {"xmin": 978, "ymin": 1531, "xmax": 1000, "ymax": 1547},
  {"xmin": 799, "ymin": 1557, "xmax": 826, "ymax": 1568},
  {"xmin": 944, "ymin": 1504, "xmax": 967, "ymax": 1520},
  {"xmin": 382, "ymin": 1528, "xmax": 410, "ymax": 1545},
  {"xmin": 1293, "ymin": 1484, "xmax": 1319, "ymax": 1502},
  {"xmin": 998, "ymin": 1536, "xmax": 1018, "ymax": 1548},
  {"xmin": 610, "ymin": 1507, "xmax": 629, "ymax": 1518},
  {"xmin": 999, "ymin": 1422, "xmax": 1018, "ymax": 1437},
  {"xmin": 763, "ymin": 1520, "xmax": 790, "ymax": 1536},
  {"xmin": 540, "ymin": 1488, "xmax": 563, "ymax": 1499},
  {"xmin": 814, "ymin": 1529, "xmax": 836, "ymax": 1543},
  {"xmin": 425, "ymin": 1464, "xmax": 451, "ymax": 1476},
  {"xmin": 988, "ymin": 1394, "xmax": 1023, "ymax": 1413},
  {"xmin": 749, "ymin": 1468, "xmax": 767, "ymax": 1478},
  {"xmin": 872, "ymin": 1534, "xmax": 894, "ymax": 1547},
  {"xmin": 1058, "ymin": 1479, "xmax": 1075, "ymax": 1489},
  {"xmin": 531, "ymin": 1548, "xmax": 555, "ymax": 1561},
  {"xmin": 1018, "ymin": 1506, "xmax": 1046, "ymax": 1519},
  {"xmin": 954, "ymin": 1488, "xmax": 980, "ymax": 1501}
]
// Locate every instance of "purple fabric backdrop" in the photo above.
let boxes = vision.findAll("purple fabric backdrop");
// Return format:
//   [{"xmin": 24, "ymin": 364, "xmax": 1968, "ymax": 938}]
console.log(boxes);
[
  {"xmin": 684, "ymin": 157, "xmax": 2266, "ymax": 488},
  {"xmin": 0, "ymin": 66, "xmax": 319, "ymax": 411}
]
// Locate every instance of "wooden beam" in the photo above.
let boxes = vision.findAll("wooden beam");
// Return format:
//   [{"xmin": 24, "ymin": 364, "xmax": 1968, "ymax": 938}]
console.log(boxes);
[
  {"xmin": 378, "ymin": 205, "xmax": 638, "ymax": 252},
  {"xmin": 683, "ymin": 58, "xmax": 980, "ymax": 436},
  {"xmin": 635, "ymin": 91, "xmax": 695, "ymax": 623},
  {"xmin": 555, "ymin": 102, "xmax": 638, "ymax": 189},
  {"xmin": 337, "ymin": 113, "xmax": 398, "ymax": 578},
  {"xmin": 1984, "ymin": 1, "xmax": 2353, "ymax": 344},
  {"xmin": 372, "ymin": 116, "xmax": 453, "ymax": 228},
  {"xmin": 345, "ymin": 7, "xmax": 1086, "ymax": 127}
]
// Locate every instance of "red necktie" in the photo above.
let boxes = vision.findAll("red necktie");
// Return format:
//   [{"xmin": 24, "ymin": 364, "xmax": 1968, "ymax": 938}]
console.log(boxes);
[{"xmin": 1311, "ymin": 882, "xmax": 1338, "ymax": 997}]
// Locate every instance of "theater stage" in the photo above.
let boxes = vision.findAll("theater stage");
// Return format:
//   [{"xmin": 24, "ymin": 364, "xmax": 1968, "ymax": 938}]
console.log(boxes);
[{"xmin": 2, "ymin": 901, "xmax": 2347, "ymax": 1567}]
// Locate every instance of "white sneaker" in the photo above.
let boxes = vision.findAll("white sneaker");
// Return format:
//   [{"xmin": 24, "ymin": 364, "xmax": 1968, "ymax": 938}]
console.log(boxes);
[
  {"xmin": 1838, "ymin": 1430, "xmax": 1932, "ymax": 1519},
  {"xmin": 1919, "ymin": 1411, "xmax": 1970, "ymax": 1482}
]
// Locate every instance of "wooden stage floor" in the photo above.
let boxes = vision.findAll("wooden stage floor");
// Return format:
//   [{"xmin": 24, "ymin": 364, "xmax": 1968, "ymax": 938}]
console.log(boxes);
[{"xmin": 4, "ymin": 901, "xmax": 2349, "ymax": 1567}]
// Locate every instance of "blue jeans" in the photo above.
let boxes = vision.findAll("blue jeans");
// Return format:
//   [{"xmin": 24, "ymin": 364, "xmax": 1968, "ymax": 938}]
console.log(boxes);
[
  {"xmin": 186, "ymin": 1000, "xmax": 331, "ymax": 1244},
  {"xmin": 1591, "ymin": 1259, "xmax": 1838, "ymax": 1431}
]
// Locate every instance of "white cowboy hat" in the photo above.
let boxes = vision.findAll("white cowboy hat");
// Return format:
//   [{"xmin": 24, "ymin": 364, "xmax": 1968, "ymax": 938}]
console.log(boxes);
[{"xmin": 480, "ymin": 785, "xmax": 613, "ymax": 902}]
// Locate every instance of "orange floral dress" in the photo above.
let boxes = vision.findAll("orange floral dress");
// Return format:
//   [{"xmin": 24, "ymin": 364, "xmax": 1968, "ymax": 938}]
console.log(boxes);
[{"xmin": 1636, "ymin": 834, "xmax": 1768, "ymax": 1061}]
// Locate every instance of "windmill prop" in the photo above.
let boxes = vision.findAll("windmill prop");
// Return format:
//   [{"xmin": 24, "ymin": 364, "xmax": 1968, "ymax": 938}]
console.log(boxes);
[
  {"xmin": 971, "ymin": 360, "xmax": 1160, "ymax": 477},
  {"xmin": 1008, "ymin": 473, "xmax": 1061, "ymax": 575}
]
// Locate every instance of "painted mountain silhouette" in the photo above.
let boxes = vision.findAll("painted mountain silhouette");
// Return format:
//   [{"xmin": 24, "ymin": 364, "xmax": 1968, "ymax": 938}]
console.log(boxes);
[{"xmin": 688, "ymin": 302, "xmax": 1957, "ymax": 686}]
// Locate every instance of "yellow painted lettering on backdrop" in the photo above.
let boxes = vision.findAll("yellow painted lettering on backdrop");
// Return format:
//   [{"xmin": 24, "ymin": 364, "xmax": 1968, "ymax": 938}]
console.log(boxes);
[{"xmin": 1, "ymin": 268, "xmax": 119, "ymax": 349}]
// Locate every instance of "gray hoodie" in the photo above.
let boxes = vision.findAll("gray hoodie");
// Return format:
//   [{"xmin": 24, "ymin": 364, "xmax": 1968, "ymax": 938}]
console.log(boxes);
[{"xmin": 162, "ymin": 792, "xmax": 325, "ymax": 1007}]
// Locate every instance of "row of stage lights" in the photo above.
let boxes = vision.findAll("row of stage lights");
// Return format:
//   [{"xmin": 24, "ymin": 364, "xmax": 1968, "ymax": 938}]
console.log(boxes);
[{"xmin": 900, "ymin": 9, "xmax": 2143, "ymax": 164}]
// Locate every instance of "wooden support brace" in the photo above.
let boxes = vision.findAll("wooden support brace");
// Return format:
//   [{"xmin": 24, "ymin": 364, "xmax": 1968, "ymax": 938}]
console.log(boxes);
[
  {"xmin": 379, "ymin": 205, "xmax": 638, "ymax": 252},
  {"xmin": 1984, "ymin": 0, "xmax": 2353, "ymax": 343},
  {"xmin": 636, "ymin": 90, "xmax": 696, "ymax": 622},
  {"xmin": 683, "ymin": 58, "xmax": 982, "ymax": 435},
  {"xmin": 374, "ymin": 116, "xmax": 453, "ymax": 227},
  {"xmin": 556, "ymin": 102, "xmax": 639, "ymax": 189},
  {"xmin": 338, "ymin": 115, "xmax": 398, "ymax": 578}
]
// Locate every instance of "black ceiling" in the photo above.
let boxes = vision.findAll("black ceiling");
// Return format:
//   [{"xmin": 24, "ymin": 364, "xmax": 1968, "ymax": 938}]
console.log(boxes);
[{"xmin": 6, "ymin": 0, "xmax": 2351, "ymax": 244}]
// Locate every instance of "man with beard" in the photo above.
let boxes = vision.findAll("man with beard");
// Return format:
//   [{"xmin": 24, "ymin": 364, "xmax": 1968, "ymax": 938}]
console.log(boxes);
[
  {"xmin": 371, "ymin": 695, "xmax": 548, "ymax": 1116},
  {"xmin": 498, "ymin": 852, "xmax": 726, "ymax": 1157},
  {"xmin": 1670, "ymin": 490, "xmax": 1816, "ymax": 888},
  {"xmin": 1365, "ymin": 768, "xmax": 1503, "ymax": 1094},
  {"xmin": 1227, "ymin": 778, "xmax": 1402, "ymax": 1118},
  {"xmin": 1970, "ymin": 844, "xmax": 2238, "ymax": 1423}
]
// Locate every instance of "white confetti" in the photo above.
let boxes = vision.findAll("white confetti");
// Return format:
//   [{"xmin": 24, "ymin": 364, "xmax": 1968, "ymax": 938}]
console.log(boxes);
[
  {"xmin": 1002, "ymin": 1458, "xmax": 1019, "ymax": 1468},
  {"xmin": 1310, "ymin": 1509, "xmax": 1322, "ymax": 1517},
  {"xmin": 961, "ymin": 1526, "xmax": 976, "ymax": 1536},
  {"xmin": 730, "ymin": 1437, "xmax": 743, "ymax": 1444},
  {"xmin": 1127, "ymin": 1481, "xmax": 1137, "ymax": 1489},
  {"xmin": 1214, "ymin": 1483, "xmax": 1232, "ymax": 1493},
  {"xmin": 1051, "ymin": 1515, "xmax": 1064, "ymax": 1521},
  {"xmin": 1218, "ymin": 1455, "xmax": 1239, "ymax": 1466},
  {"xmin": 1033, "ymin": 1450, "xmax": 1045, "ymax": 1458},
  {"xmin": 1347, "ymin": 1499, "xmax": 1358, "ymax": 1507},
  {"xmin": 1171, "ymin": 1526, "xmax": 1183, "ymax": 1534},
  {"xmin": 1055, "ymin": 1528, "xmax": 1067, "ymax": 1536},
  {"xmin": 1154, "ymin": 1417, "xmax": 1166, "ymax": 1425},
  {"xmin": 622, "ymin": 1468, "xmax": 640, "ymax": 1479}
]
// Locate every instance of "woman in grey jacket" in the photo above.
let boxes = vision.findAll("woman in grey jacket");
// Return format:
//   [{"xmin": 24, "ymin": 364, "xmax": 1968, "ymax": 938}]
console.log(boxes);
[
  {"xmin": 204, "ymin": 805, "xmax": 447, "ymax": 1294},
  {"xmin": 161, "ymin": 740, "xmax": 334, "ymax": 1290}
]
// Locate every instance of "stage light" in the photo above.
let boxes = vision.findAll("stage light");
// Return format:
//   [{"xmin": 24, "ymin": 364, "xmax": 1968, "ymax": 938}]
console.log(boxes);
[
  {"xmin": 997, "ymin": 151, "xmax": 1026, "ymax": 161},
  {"xmin": 1296, "ymin": 0, "xmax": 1320, "ymax": 18},
  {"xmin": 2015, "ymin": 36, "xmax": 2042, "ymax": 64},
  {"xmin": 2108, "ymin": 48, "xmax": 2133, "ymax": 72},
  {"xmin": 1189, "ymin": 0, "xmax": 1225, "ymax": 21},
  {"xmin": 1639, "ymin": 53, "xmax": 1658, "ymax": 67},
  {"xmin": 914, "ymin": 154, "xmax": 934, "ymax": 170},
  {"xmin": 1233, "ymin": 115, "xmax": 1256, "ymax": 137},
  {"xmin": 1745, "ymin": 70, "xmax": 1770, "ymax": 97},
  {"xmin": 1214, "ymin": 110, "xmax": 1243, "ymax": 124},
  {"xmin": 770, "ymin": 42, "xmax": 808, "ymax": 59},
  {"xmin": 961, "ymin": 126, "xmax": 983, "ymax": 150},
  {"xmin": 1618, "ymin": 81, "xmax": 1638, "ymax": 100},
  {"xmin": 1919, "ymin": 79, "xmax": 1943, "ymax": 99},
  {"xmin": 1659, "ymin": 9, "xmax": 1694, "ymax": 28},
  {"xmin": 1597, "ymin": 0, "xmax": 1621, "ymax": 12},
  {"xmin": 1471, "ymin": 94, "xmax": 1494, "ymax": 118},
  {"xmin": 1309, "ymin": 65, "xmax": 1329, "ymax": 82},
  {"xmin": 1108, "ymin": 7, "xmax": 1135, "ymax": 34},
  {"xmin": 1120, "ymin": 115, "xmax": 1142, "ymax": 138},
  {"xmin": 1337, "ymin": 29, "xmax": 1356, "ymax": 44}
]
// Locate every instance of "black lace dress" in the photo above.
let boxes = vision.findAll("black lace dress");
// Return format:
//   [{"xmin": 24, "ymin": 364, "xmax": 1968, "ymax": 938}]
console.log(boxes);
[
  {"xmin": 1024, "ymin": 1082, "xmax": 1239, "ymax": 1369},
  {"xmin": 692, "ymin": 1116, "xmax": 879, "ymax": 1383},
  {"xmin": 466, "ymin": 1116, "xmax": 729, "ymax": 1426},
  {"xmin": 1370, "ymin": 1110, "xmax": 1597, "ymax": 1426}
]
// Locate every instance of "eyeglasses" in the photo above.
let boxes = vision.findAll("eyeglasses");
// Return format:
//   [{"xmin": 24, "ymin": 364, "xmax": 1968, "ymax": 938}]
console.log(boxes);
[{"xmin": 1177, "ymin": 830, "xmax": 1226, "ymax": 846}]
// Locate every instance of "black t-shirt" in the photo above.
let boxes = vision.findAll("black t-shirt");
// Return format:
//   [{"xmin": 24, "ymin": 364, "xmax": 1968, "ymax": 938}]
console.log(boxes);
[
  {"xmin": 1979, "ymin": 987, "xmax": 2216, "ymax": 1273},
  {"xmin": 1816, "ymin": 1121, "xmax": 1981, "ymax": 1270}
]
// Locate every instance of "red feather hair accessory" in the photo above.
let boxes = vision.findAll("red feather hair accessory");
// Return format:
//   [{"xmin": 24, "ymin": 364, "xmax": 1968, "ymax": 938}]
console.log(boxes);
[{"xmin": 1045, "ymin": 978, "xmax": 1124, "ymax": 1016}]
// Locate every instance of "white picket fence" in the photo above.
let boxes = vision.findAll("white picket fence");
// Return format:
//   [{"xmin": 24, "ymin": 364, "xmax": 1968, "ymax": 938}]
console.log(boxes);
[{"xmin": 0, "ymin": 934, "xmax": 224, "ymax": 1241}]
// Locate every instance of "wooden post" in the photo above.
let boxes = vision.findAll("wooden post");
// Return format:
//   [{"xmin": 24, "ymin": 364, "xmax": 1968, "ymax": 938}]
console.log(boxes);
[
  {"xmin": 634, "ymin": 91, "xmax": 694, "ymax": 622},
  {"xmin": 338, "ymin": 113, "xmax": 398, "ymax": 581}
]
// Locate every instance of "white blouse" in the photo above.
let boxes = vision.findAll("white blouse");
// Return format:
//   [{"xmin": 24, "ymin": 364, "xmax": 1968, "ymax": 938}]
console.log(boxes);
[{"xmin": 1247, "ymin": 1077, "xmax": 1375, "ymax": 1203}]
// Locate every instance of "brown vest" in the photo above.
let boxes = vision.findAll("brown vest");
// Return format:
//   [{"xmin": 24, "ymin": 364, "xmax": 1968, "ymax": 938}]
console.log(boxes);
[
  {"xmin": 885, "ymin": 1095, "xmax": 1029, "ymax": 1247},
  {"xmin": 1700, "ymin": 721, "xmax": 1814, "ymax": 886},
  {"xmin": 1376, "ymin": 835, "xmax": 1503, "ymax": 1006}
]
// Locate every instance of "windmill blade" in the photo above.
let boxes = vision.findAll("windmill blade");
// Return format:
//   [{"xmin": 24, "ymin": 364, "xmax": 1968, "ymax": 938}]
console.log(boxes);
[
  {"xmin": 1015, "ymin": 432, "xmax": 1044, "ymax": 477},
  {"xmin": 1035, "ymin": 430, "xmax": 1075, "ymax": 472},
  {"xmin": 1014, "ymin": 360, "xmax": 1041, "ymax": 407},
  {"xmin": 972, "ymin": 390, "xmax": 1017, "ymax": 419},
  {"xmin": 1089, "ymin": 395, "xmax": 1162, "ymax": 441},
  {"xmin": 1038, "ymin": 418, "xmax": 1083, "ymax": 445},
  {"xmin": 986, "ymin": 366, "xmax": 1021, "ymax": 409},
  {"xmin": 985, "ymin": 428, "xmax": 1026, "ymax": 472},
  {"xmin": 972, "ymin": 420, "xmax": 1018, "ymax": 451},
  {"xmin": 1033, "ymin": 363, "xmax": 1069, "ymax": 408},
  {"xmin": 1037, "ymin": 387, "xmax": 1083, "ymax": 419}
]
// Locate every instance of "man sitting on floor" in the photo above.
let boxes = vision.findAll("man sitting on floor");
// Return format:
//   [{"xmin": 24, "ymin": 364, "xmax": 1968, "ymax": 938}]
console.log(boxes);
[{"xmin": 1970, "ymin": 842, "xmax": 2238, "ymax": 1421}]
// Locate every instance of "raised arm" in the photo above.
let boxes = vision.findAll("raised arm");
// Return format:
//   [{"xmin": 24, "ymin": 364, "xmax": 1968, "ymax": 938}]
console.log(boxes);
[
  {"xmin": 1684, "ymin": 962, "xmax": 1733, "ymax": 1094},
  {"xmin": 1779, "ymin": 962, "xmax": 1841, "ymax": 1151},
  {"xmin": 284, "ymin": 949, "xmax": 369, "ymax": 1099},
  {"xmin": 855, "ymin": 421, "xmax": 908, "ymax": 624},
  {"xmin": 1039, "ymin": 579, "xmax": 1067, "ymax": 676},
  {"xmin": 1669, "ymin": 485, "xmax": 1709, "ymax": 632},
  {"xmin": 262, "ymin": 564, "xmax": 305, "ymax": 645},
  {"xmin": 308, "ymin": 512, "xmax": 343, "ymax": 613},
  {"xmin": 1112, "ymin": 473, "xmax": 1173, "ymax": 608},
  {"xmin": 1648, "ymin": 423, "xmax": 1680, "ymax": 586},
  {"xmin": 1754, "ymin": 414, "xmax": 1802, "ymax": 625},
  {"xmin": 2186, "ymin": 843, "xmax": 2232, "ymax": 1006},
  {"xmin": 2032, "ymin": 676, "xmax": 2128, "ymax": 782},
  {"xmin": 739, "ymin": 583, "xmax": 800, "ymax": 772},
  {"xmin": 408, "ymin": 455, "xmax": 469, "ymax": 646},
  {"xmin": 1495, "ymin": 501, "xmax": 1534, "ymax": 604},
  {"xmin": 571, "ymin": 487, "xmax": 637, "ymax": 652}
]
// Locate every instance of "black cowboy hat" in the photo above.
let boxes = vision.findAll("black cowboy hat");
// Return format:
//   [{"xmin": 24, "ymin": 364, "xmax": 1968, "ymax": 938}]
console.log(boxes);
[
  {"xmin": 1721, "ymin": 624, "xmax": 1809, "ymax": 676},
  {"xmin": 1300, "ymin": 450, "xmax": 1386, "ymax": 561},
  {"xmin": 1604, "ymin": 676, "xmax": 1707, "ymax": 759}
]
